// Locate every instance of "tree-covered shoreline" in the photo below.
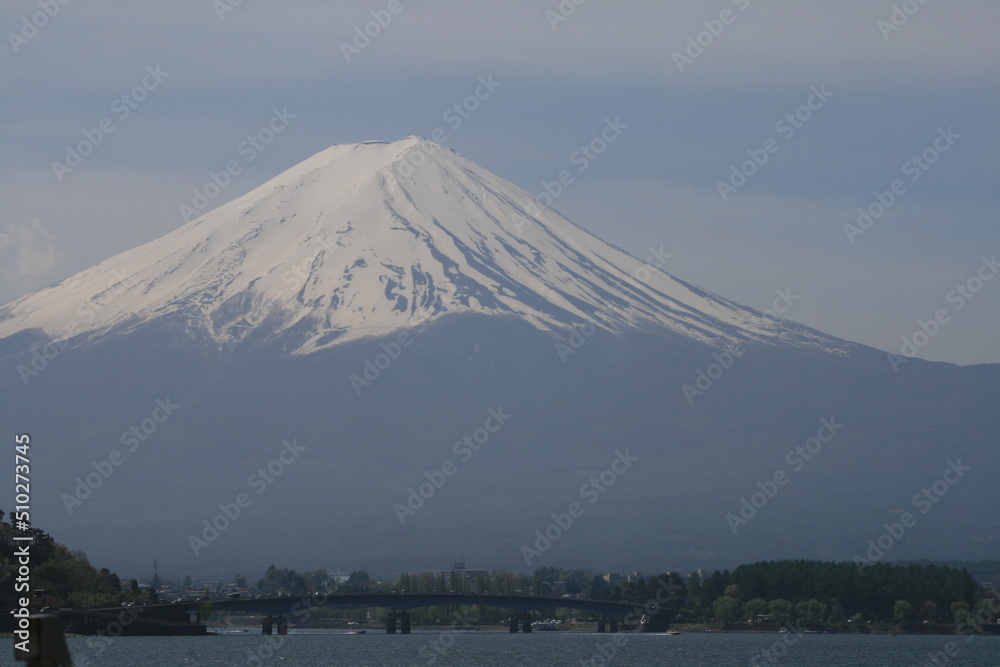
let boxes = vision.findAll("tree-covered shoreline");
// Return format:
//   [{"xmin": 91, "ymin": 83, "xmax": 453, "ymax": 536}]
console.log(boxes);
[{"xmin": 3, "ymin": 512, "xmax": 997, "ymax": 634}]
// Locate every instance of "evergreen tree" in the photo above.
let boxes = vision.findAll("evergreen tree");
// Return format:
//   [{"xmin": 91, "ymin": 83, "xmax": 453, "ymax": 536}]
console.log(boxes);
[{"xmin": 893, "ymin": 600, "xmax": 914, "ymax": 626}]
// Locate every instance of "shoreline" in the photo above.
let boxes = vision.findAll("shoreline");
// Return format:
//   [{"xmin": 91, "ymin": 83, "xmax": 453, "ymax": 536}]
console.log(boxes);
[{"xmin": 198, "ymin": 619, "xmax": 999, "ymax": 637}]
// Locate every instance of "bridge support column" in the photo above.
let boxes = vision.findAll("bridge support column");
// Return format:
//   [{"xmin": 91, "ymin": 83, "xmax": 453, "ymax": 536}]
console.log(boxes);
[
  {"xmin": 262, "ymin": 614, "xmax": 273, "ymax": 635},
  {"xmin": 400, "ymin": 611, "xmax": 411, "ymax": 634},
  {"xmin": 609, "ymin": 617, "xmax": 618, "ymax": 633},
  {"xmin": 522, "ymin": 612, "xmax": 532, "ymax": 633},
  {"xmin": 386, "ymin": 611, "xmax": 397, "ymax": 634},
  {"xmin": 639, "ymin": 611, "xmax": 673, "ymax": 632},
  {"xmin": 597, "ymin": 618, "xmax": 606, "ymax": 633},
  {"xmin": 276, "ymin": 615, "xmax": 288, "ymax": 635},
  {"xmin": 509, "ymin": 616, "xmax": 518, "ymax": 633}
]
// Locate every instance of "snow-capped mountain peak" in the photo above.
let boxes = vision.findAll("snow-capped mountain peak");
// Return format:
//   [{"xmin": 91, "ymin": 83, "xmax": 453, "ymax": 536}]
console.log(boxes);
[{"xmin": 0, "ymin": 137, "xmax": 848, "ymax": 356}]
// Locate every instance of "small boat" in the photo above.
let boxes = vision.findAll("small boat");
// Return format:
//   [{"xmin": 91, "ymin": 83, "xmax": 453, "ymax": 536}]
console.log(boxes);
[
  {"xmin": 531, "ymin": 621, "xmax": 559, "ymax": 631},
  {"xmin": 665, "ymin": 630, "xmax": 681, "ymax": 635}
]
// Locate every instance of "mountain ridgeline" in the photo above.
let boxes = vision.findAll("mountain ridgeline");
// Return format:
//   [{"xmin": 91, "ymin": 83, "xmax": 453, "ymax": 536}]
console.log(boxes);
[{"xmin": 0, "ymin": 137, "xmax": 996, "ymax": 576}]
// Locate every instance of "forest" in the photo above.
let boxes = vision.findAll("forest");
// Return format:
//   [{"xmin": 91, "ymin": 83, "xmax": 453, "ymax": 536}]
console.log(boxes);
[{"xmin": 2, "ymin": 512, "xmax": 996, "ymax": 632}]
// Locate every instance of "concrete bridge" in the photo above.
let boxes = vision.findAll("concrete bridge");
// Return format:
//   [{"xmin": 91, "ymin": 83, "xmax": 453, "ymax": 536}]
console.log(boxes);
[
  {"xmin": 214, "ymin": 592, "xmax": 642, "ymax": 634},
  {"xmin": 65, "ymin": 592, "xmax": 659, "ymax": 635}
]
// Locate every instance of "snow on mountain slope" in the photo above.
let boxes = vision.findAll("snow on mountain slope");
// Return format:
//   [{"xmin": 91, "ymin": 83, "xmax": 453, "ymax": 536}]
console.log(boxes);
[{"xmin": 0, "ymin": 137, "xmax": 851, "ymax": 356}]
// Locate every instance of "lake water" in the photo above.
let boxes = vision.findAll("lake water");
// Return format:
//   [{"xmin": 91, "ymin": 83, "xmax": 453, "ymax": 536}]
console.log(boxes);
[{"xmin": 4, "ymin": 630, "xmax": 998, "ymax": 666}]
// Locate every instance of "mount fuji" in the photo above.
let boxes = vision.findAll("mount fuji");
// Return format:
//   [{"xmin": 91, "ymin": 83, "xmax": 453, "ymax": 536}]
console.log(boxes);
[
  {"xmin": 1, "ymin": 137, "xmax": 996, "ymax": 578},
  {"xmin": 0, "ymin": 137, "xmax": 844, "ymax": 356}
]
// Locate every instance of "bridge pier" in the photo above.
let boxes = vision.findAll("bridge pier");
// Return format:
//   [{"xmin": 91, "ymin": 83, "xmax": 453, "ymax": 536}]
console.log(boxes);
[
  {"xmin": 385, "ymin": 611, "xmax": 410, "ymax": 634},
  {"xmin": 508, "ymin": 612, "xmax": 533, "ymax": 632},
  {"xmin": 164, "ymin": 592, "xmax": 636, "ymax": 638},
  {"xmin": 261, "ymin": 614, "xmax": 287, "ymax": 635},
  {"xmin": 596, "ymin": 617, "xmax": 618, "ymax": 633}
]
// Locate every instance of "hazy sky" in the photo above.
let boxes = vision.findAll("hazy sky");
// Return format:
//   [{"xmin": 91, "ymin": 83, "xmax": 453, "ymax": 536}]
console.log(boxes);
[{"xmin": 2, "ymin": 1, "xmax": 998, "ymax": 365}]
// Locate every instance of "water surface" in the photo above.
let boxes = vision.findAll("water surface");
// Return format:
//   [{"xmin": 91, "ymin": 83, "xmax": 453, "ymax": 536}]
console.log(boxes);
[{"xmin": 4, "ymin": 630, "xmax": 997, "ymax": 666}]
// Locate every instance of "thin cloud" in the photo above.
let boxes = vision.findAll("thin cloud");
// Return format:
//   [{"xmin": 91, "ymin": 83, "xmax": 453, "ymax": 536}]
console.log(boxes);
[{"xmin": 0, "ymin": 219, "xmax": 69, "ymax": 303}]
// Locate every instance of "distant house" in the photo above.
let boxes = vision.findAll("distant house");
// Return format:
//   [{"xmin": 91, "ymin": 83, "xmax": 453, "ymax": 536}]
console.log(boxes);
[{"xmin": 602, "ymin": 572, "xmax": 641, "ymax": 586}]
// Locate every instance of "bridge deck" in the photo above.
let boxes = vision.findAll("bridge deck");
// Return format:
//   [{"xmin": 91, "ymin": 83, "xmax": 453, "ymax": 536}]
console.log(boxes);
[{"xmin": 81, "ymin": 592, "xmax": 640, "ymax": 619}]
